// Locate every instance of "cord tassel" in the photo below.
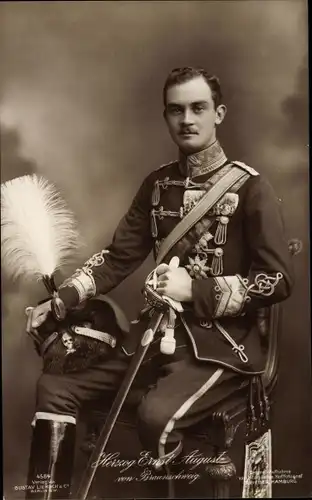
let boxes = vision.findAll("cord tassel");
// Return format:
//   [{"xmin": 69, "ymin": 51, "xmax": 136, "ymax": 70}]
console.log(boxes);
[
  {"xmin": 214, "ymin": 216, "xmax": 229, "ymax": 245},
  {"xmin": 211, "ymin": 248, "xmax": 224, "ymax": 275}
]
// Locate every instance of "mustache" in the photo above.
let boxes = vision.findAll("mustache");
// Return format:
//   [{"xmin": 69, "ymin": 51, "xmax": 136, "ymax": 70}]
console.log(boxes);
[{"xmin": 179, "ymin": 128, "xmax": 199, "ymax": 135}]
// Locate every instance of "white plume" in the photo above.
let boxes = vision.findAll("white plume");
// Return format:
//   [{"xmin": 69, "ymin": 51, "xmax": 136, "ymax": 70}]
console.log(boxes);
[{"xmin": 1, "ymin": 174, "xmax": 81, "ymax": 281}]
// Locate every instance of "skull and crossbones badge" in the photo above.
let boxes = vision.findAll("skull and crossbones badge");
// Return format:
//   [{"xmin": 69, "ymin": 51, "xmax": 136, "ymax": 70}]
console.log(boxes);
[{"xmin": 61, "ymin": 332, "xmax": 76, "ymax": 355}]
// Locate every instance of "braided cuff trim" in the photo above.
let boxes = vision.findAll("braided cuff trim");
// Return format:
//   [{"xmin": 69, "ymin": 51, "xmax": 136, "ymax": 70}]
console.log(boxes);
[
  {"xmin": 214, "ymin": 275, "xmax": 248, "ymax": 317},
  {"xmin": 214, "ymin": 272, "xmax": 284, "ymax": 317},
  {"xmin": 247, "ymin": 272, "xmax": 283, "ymax": 297},
  {"xmin": 60, "ymin": 269, "xmax": 96, "ymax": 303}
]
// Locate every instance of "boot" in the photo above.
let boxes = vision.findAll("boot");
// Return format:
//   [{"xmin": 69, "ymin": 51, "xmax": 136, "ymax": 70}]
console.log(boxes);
[{"xmin": 25, "ymin": 416, "xmax": 76, "ymax": 499}]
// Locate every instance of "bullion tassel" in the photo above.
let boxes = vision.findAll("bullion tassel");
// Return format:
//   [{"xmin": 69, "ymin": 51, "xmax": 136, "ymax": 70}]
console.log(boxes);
[
  {"xmin": 214, "ymin": 216, "xmax": 229, "ymax": 245},
  {"xmin": 211, "ymin": 247, "xmax": 224, "ymax": 275},
  {"xmin": 151, "ymin": 209, "xmax": 158, "ymax": 238},
  {"xmin": 152, "ymin": 181, "xmax": 160, "ymax": 206}
]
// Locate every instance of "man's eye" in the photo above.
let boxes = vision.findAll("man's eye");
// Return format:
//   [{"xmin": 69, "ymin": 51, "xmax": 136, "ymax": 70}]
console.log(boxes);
[
  {"xmin": 168, "ymin": 107, "xmax": 182, "ymax": 115},
  {"xmin": 193, "ymin": 105, "xmax": 205, "ymax": 113}
]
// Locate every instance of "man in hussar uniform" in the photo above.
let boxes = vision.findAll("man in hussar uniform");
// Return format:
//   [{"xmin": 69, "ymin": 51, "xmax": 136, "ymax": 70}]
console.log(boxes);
[{"xmin": 27, "ymin": 67, "xmax": 294, "ymax": 498}]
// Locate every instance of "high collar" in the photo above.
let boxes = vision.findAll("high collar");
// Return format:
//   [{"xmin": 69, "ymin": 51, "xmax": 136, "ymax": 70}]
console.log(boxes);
[{"xmin": 178, "ymin": 140, "xmax": 227, "ymax": 179}]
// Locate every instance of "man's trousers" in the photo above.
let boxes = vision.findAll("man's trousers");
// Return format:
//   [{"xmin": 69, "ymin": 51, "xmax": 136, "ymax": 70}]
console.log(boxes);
[{"xmin": 34, "ymin": 337, "xmax": 247, "ymax": 462}]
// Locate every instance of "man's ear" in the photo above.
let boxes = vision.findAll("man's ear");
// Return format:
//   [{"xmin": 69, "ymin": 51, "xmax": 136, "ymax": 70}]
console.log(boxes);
[{"xmin": 215, "ymin": 104, "xmax": 227, "ymax": 125}]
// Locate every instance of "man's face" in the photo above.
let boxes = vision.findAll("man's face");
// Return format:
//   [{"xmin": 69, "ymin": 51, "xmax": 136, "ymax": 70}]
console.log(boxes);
[{"xmin": 164, "ymin": 76, "xmax": 226, "ymax": 154}]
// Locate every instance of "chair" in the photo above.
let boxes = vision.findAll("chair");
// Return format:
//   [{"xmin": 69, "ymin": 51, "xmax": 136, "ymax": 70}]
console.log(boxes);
[{"xmin": 78, "ymin": 240, "xmax": 300, "ymax": 499}]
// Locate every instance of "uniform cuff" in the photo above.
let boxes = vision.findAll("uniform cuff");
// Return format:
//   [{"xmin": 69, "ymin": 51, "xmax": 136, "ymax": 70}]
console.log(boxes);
[
  {"xmin": 58, "ymin": 286, "xmax": 80, "ymax": 311},
  {"xmin": 191, "ymin": 278, "xmax": 215, "ymax": 319}
]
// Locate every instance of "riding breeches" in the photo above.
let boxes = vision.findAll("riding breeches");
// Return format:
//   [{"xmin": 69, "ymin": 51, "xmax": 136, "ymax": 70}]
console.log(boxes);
[{"xmin": 35, "ymin": 341, "xmax": 247, "ymax": 462}]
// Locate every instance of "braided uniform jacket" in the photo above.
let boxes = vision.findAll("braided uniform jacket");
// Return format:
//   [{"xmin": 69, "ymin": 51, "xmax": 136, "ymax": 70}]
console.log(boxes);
[{"xmin": 58, "ymin": 142, "xmax": 294, "ymax": 374}]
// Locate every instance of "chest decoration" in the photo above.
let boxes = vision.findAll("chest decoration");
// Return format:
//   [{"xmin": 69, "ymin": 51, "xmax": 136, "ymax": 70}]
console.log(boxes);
[
  {"xmin": 184, "ymin": 191, "xmax": 239, "ymax": 276},
  {"xmin": 183, "ymin": 190, "xmax": 206, "ymax": 215},
  {"xmin": 187, "ymin": 231, "xmax": 224, "ymax": 276},
  {"xmin": 186, "ymin": 254, "xmax": 211, "ymax": 279},
  {"xmin": 210, "ymin": 192, "xmax": 239, "ymax": 245},
  {"xmin": 151, "ymin": 175, "xmax": 240, "ymax": 277}
]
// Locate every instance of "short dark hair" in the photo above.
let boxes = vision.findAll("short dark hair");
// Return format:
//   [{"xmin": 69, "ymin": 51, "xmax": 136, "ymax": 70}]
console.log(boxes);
[{"xmin": 163, "ymin": 67, "xmax": 222, "ymax": 109}]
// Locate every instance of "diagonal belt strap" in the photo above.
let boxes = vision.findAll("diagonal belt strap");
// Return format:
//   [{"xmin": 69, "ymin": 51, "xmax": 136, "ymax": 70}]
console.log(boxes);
[
  {"xmin": 156, "ymin": 165, "xmax": 247, "ymax": 265},
  {"xmin": 72, "ymin": 326, "xmax": 117, "ymax": 347}
]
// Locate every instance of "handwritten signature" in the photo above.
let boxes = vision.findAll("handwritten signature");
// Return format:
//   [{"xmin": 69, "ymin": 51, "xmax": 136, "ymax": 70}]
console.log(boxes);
[{"xmin": 91, "ymin": 449, "xmax": 227, "ymax": 473}]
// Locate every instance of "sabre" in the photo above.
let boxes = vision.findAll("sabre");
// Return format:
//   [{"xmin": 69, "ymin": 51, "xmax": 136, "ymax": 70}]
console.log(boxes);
[
  {"xmin": 76, "ymin": 310, "xmax": 165, "ymax": 500},
  {"xmin": 76, "ymin": 256, "xmax": 181, "ymax": 499}
]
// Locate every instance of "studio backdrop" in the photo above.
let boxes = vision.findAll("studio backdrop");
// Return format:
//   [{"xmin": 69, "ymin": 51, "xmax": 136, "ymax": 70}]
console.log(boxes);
[{"xmin": 1, "ymin": 1, "xmax": 310, "ymax": 499}]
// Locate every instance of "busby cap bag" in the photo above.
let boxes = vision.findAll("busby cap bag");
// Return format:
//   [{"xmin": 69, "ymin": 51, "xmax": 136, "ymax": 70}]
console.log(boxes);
[{"xmin": 36, "ymin": 298, "xmax": 126, "ymax": 374}]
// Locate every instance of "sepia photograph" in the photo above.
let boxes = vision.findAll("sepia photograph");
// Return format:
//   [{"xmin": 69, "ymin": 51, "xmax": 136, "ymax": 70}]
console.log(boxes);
[{"xmin": 1, "ymin": 1, "xmax": 311, "ymax": 499}]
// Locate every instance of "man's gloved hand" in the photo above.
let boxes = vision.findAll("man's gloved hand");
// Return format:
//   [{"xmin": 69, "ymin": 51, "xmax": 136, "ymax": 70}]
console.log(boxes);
[
  {"xmin": 156, "ymin": 263, "xmax": 193, "ymax": 302},
  {"xmin": 26, "ymin": 299, "xmax": 52, "ymax": 334}
]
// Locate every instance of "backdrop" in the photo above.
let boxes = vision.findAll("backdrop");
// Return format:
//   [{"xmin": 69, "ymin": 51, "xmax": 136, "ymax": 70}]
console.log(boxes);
[{"xmin": 1, "ymin": 1, "xmax": 311, "ymax": 497}]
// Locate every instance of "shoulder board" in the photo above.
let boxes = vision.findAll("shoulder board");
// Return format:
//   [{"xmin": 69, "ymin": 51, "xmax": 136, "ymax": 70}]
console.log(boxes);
[
  {"xmin": 155, "ymin": 160, "xmax": 177, "ymax": 172},
  {"xmin": 232, "ymin": 161, "xmax": 259, "ymax": 177}
]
